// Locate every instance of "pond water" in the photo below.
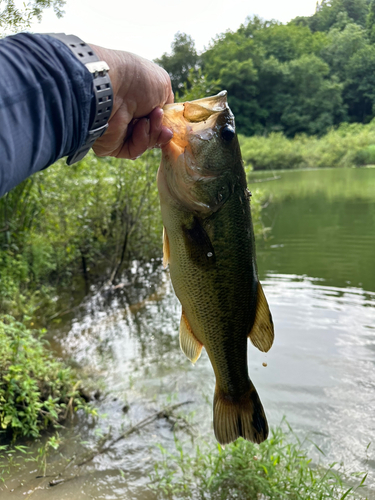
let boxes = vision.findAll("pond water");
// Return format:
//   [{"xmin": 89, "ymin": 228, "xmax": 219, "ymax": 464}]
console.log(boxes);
[{"xmin": 2, "ymin": 167, "xmax": 375, "ymax": 499}]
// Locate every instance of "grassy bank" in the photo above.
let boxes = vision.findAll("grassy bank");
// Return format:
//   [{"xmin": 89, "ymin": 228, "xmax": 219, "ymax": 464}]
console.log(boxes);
[
  {"xmin": 0, "ymin": 151, "xmax": 163, "ymax": 443},
  {"xmin": 150, "ymin": 423, "xmax": 368, "ymax": 499},
  {"xmin": 0, "ymin": 150, "xmax": 166, "ymax": 444},
  {"xmin": 240, "ymin": 119, "xmax": 375, "ymax": 171}
]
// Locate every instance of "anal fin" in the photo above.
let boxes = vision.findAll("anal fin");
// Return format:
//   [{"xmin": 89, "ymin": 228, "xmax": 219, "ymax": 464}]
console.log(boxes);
[
  {"xmin": 249, "ymin": 282, "xmax": 274, "ymax": 352},
  {"xmin": 163, "ymin": 226, "xmax": 170, "ymax": 268},
  {"xmin": 179, "ymin": 310, "xmax": 203, "ymax": 364}
]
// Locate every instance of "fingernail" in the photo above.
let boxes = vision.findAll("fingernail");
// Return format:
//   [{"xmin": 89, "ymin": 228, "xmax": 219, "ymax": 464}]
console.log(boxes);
[{"xmin": 164, "ymin": 127, "xmax": 173, "ymax": 140}]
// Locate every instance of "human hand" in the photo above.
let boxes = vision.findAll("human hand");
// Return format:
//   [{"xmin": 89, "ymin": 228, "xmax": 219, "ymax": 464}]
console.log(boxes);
[{"xmin": 89, "ymin": 45, "xmax": 174, "ymax": 159}]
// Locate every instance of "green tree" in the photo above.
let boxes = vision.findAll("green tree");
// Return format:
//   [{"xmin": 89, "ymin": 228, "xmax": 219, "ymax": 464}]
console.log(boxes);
[
  {"xmin": 200, "ymin": 29, "xmax": 265, "ymax": 134},
  {"xmin": 219, "ymin": 59, "xmax": 264, "ymax": 134},
  {"xmin": 255, "ymin": 22, "xmax": 328, "ymax": 62},
  {"xmin": 321, "ymin": 22, "xmax": 367, "ymax": 78},
  {"xmin": 296, "ymin": 0, "xmax": 370, "ymax": 32},
  {"xmin": 344, "ymin": 44, "xmax": 375, "ymax": 121},
  {"xmin": 279, "ymin": 55, "xmax": 345, "ymax": 136},
  {"xmin": 255, "ymin": 54, "xmax": 345, "ymax": 136},
  {"xmin": 239, "ymin": 15, "xmax": 277, "ymax": 38},
  {"xmin": 168, "ymin": 5, "xmax": 374, "ymax": 136},
  {"xmin": 155, "ymin": 32, "xmax": 198, "ymax": 96},
  {"xmin": 0, "ymin": 0, "xmax": 64, "ymax": 33},
  {"xmin": 366, "ymin": 0, "xmax": 375, "ymax": 42},
  {"xmin": 196, "ymin": 20, "xmax": 344, "ymax": 136}
]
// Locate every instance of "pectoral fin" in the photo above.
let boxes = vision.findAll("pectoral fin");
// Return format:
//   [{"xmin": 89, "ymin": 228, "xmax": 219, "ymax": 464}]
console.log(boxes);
[
  {"xmin": 249, "ymin": 282, "xmax": 274, "ymax": 353},
  {"xmin": 182, "ymin": 217, "xmax": 216, "ymax": 268},
  {"xmin": 163, "ymin": 226, "xmax": 170, "ymax": 268},
  {"xmin": 179, "ymin": 310, "xmax": 203, "ymax": 364}
]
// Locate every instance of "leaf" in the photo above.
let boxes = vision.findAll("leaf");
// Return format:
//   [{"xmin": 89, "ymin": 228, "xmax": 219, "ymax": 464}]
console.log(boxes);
[
  {"xmin": 358, "ymin": 473, "xmax": 368, "ymax": 487},
  {"xmin": 340, "ymin": 487, "xmax": 353, "ymax": 500}
]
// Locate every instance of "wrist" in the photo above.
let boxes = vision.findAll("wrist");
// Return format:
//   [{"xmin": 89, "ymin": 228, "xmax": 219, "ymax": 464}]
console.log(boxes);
[
  {"xmin": 47, "ymin": 34, "xmax": 114, "ymax": 164},
  {"xmin": 87, "ymin": 45, "xmax": 128, "ymax": 111}
]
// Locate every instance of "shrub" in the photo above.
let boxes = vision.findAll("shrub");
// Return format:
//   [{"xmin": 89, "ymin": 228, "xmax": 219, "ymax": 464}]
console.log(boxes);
[
  {"xmin": 0, "ymin": 315, "xmax": 95, "ymax": 441},
  {"xmin": 239, "ymin": 133, "xmax": 306, "ymax": 171},
  {"xmin": 352, "ymin": 144, "xmax": 375, "ymax": 166}
]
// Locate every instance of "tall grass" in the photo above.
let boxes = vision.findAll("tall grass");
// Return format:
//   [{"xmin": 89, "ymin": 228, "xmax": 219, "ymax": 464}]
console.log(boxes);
[{"xmin": 149, "ymin": 423, "xmax": 368, "ymax": 500}]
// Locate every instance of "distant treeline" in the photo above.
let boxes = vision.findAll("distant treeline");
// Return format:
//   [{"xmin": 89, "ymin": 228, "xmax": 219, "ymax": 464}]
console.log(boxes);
[{"xmin": 156, "ymin": 0, "xmax": 375, "ymax": 138}]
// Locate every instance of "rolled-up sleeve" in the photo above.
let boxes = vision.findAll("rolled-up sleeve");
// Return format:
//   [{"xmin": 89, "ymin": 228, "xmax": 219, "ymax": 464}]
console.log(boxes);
[{"xmin": 0, "ymin": 33, "xmax": 93, "ymax": 197}]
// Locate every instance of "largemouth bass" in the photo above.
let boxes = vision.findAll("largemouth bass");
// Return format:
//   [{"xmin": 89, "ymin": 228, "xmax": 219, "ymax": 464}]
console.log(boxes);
[{"xmin": 157, "ymin": 91, "xmax": 274, "ymax": 445}]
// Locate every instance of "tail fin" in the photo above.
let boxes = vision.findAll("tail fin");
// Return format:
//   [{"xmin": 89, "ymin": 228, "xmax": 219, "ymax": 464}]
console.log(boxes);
[{"xmin": 213, "ymin": 383, "xmax": 268, "ymax": 445}]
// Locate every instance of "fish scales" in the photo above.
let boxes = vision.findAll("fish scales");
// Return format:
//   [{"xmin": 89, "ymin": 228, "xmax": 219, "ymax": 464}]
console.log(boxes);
[{"xmin": 157, "ymin": 91, "xmax": 274, "ymax": 445}]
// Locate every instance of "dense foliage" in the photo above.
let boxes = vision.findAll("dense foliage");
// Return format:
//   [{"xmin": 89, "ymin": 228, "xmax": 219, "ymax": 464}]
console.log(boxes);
[
  {"xmin": 155, "ymin": 33, "xmax": 198, "ymax": 94},
  {"xmin": 157, "ymin": 0, "xmax": 375, "ymax": 138},
  {"xmin": 0, "ymin": 315, "xmax": 95, "ymax": 441}
]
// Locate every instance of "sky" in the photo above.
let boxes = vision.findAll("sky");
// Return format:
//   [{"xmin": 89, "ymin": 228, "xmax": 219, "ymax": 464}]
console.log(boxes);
[{"xmin": 28, "ymin": 0, "xmax": 318, "ymax": 61}]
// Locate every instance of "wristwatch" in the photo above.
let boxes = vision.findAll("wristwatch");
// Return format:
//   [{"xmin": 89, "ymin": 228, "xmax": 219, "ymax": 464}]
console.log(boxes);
[{"xmin": 48, "ymin": 33, "xmax": 113, "ymax": 165}]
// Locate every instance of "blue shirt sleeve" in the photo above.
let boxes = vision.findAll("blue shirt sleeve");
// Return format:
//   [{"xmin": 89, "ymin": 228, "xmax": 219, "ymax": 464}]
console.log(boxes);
[{"xmin": 0, "ymin": 33, "xmax": 93, "ymax": 197}]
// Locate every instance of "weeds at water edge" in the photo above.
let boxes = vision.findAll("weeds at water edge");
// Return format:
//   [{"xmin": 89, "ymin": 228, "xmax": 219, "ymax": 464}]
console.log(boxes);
[{"xmin": 149, "ymin": 421, "xmax": 368, "ymax": 500}]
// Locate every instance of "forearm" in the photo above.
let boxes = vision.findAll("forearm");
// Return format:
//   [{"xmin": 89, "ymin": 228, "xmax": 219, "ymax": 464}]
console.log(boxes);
[
  {"xmin": 0, "ymin": 33, "xmax": 174, "ymax": 197},
  {"xmin": 0, "ymin": 33, "xmax": 93, "ymax": 197}
]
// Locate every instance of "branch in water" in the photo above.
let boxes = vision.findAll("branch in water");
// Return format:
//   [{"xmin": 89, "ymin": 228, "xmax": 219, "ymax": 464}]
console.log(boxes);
[{"xmin": 47, "ymin": 400, "xmax": 194, "ymax": 487}]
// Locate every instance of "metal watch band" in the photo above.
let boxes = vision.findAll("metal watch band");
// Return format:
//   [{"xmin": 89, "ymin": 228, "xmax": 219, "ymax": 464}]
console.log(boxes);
[{"xmin": 47, "ymin": 33, "xmax": 113, "ymax": 165}]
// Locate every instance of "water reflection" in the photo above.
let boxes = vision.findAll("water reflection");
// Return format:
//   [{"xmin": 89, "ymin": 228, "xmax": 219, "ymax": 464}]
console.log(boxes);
[{"xmin": 253, "ymin": 168, "xmax": 375, "ymax": 292}]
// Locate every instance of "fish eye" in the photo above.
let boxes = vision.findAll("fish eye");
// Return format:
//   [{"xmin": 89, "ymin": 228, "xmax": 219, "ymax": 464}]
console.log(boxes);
[{"xmin": 221, "ymin": 125, "xmax": 235, "ymax": 141}]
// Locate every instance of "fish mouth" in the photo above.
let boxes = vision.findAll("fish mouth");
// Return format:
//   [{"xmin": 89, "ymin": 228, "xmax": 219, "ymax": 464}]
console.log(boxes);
[
  {"xmin": 162, "ymin": 91, "xmax": 230, "ymax": 158},
  {"xmin": 163, "ymin": 90, "xmax": 229, "ymax": 126},
  {"xmin": 163, "ymin": 90, "xmax": 228, "ymax": 124}
]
